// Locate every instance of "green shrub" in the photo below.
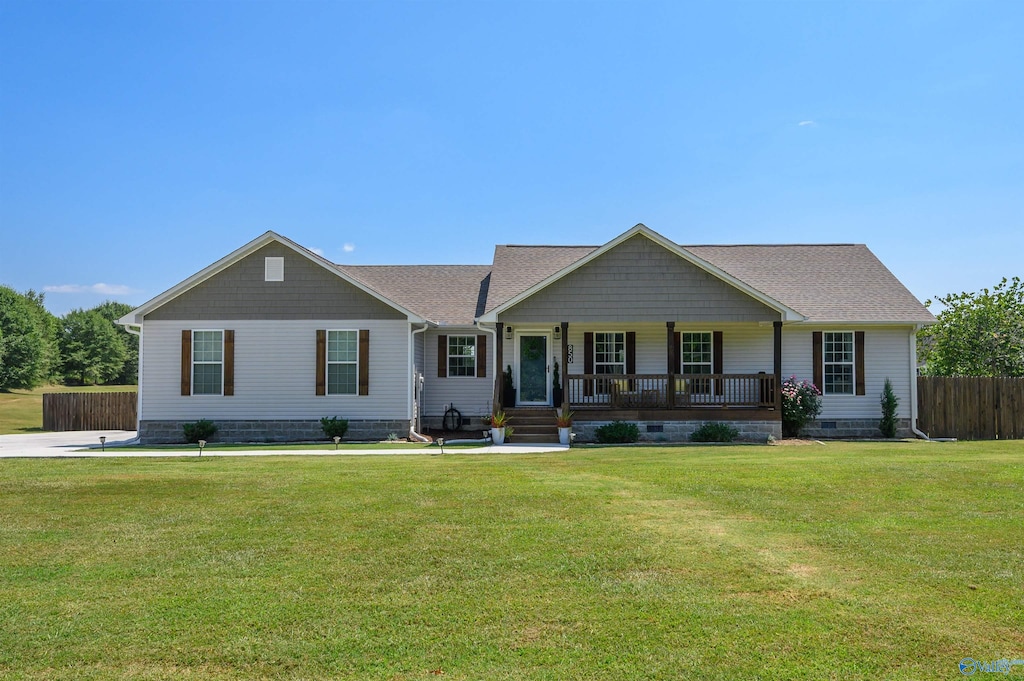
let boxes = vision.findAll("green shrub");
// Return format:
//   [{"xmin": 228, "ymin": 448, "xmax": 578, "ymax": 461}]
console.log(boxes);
[
  {"xmin": 595, "ymin": 421, "xmax": 639, "ymax": 444},
  {"xmin": 320, "ymin": 416, "xmax": 349, "ymax": 440},
  {"xmin": 879, "ymin": 377, "xmax": 900, "ymax": 438},
  {"xmin": 781, "ymin": 376, "xmax": 822, "ymax": 437},
  {"xmin": 182, "ymin": 419, "xmax": 217, "ymax": 443},
  {"xmin": 690, "ymin": 422, "xmax": 739, "ymax": 443}
]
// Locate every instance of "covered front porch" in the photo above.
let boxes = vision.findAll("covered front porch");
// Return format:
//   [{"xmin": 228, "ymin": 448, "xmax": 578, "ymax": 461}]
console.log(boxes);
[{"xmin": 493, "ymin": 320, "xmax": 784, "ymax": 422}]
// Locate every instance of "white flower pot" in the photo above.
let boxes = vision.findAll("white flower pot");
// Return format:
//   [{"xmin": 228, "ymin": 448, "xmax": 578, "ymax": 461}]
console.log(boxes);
[
  {"xmin": 490, "ymin": 427, "xmax": 505, "ymax": 445},
  {"xmin": 558, "ymin": 427, "xmax": 571, "ymax": 445}
]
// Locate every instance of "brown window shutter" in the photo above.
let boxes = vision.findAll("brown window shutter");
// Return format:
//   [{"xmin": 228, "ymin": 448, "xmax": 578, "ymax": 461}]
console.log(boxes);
[
  {"xmin": 583, "ymin": 332, "xmax": 594, "ymax": 397},
  {"xmin": 476, "ymin": 334, "xmax": 487, "ymax": 378},
  {"xmin": 359, "ymin": 329, "xmax": 370, "ymax": 396},
  {"xmin": 812, "ymin": 331, "xmax": 823, "ymax": 393},
  {"xmin": 713, "ymin": 331, "xmax": 724, "ymax": 374},
  {"xmin": 316, "ymin": 330, "xmax": 326, "ymax": 396},
  {"xmin": 181, "ymin": 330, "xmax": 191, "ymax": 396},
  {"xmin": 673, "ymin": 331, "xmax": 681, "ymax": 374},
  {"xmin": 626, "ymin": 332, "xmax": 636, "ymax": 374},
  {"xmin": 437, "ymin": 335, "xmax": 448, "ymax": 378},
  {"xmin": 223, "ymin": 330, "xmax": 235, "ymax": 396},
  {"xmin": 855, "ymin": 331, "xmax": 866, "ymax": 396}
]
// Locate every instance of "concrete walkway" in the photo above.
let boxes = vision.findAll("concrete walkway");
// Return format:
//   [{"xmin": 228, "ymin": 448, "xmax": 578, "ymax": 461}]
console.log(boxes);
[{"xmin": 0, "ymin": 431, "xmax": 568, "ymax": 458}]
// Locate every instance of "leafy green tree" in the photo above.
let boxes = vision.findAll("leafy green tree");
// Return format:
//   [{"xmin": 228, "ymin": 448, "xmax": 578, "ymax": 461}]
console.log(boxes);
[
  {"xmin": 92, "ymin": 301, "xmax": 138, "ymax": 384},
  {"xmin": 0, "ymin": 285, "xmax": 47, "ymax": 390},
  {"xmin": 920, "ymin": 277, "xmax": 1024, "ymax": 377},
  {"xmin": 22, "ymin": 289, "xmax": 61, "ymax": 383},
  {"xmin": 58, "ymin": 309, "xmax": 126, "ymax": 385}
]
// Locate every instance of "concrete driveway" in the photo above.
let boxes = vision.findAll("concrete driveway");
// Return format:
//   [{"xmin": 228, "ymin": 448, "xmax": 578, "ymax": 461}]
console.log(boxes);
[{"xmin": 0, "ymin": 431, "xmax": 567, "ymax": 457}]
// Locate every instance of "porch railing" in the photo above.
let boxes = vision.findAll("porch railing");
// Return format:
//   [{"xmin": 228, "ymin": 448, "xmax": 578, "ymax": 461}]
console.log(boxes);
[{"xmin": 567, "ymin": 374, "xmax": 776, "ymax": 409}]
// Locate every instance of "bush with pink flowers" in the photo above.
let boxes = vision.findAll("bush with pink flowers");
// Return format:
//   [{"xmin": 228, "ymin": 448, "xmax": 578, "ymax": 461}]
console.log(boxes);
[{"xmin": 781, "ymin": 376, "xmax": 822, "ymax": 437}]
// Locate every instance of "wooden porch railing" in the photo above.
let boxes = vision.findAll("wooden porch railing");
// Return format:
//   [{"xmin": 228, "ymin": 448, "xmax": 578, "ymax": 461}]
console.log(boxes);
[{"xmin": 567, "ymin": 374, "xmax": 776, "ymax": 409}]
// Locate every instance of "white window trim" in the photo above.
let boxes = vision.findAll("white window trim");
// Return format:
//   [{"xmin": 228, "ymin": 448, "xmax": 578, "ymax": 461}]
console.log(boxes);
[
  {"xmin": 594, "ymin": 331, "xmax": 626, "ymax": 375},
  {"xmin": 679, "ymin": 330, "xmax": 714, "ymax": 375},
  {"xmin": 191, "ymin": 329, "xmax": 224, "ymax": 397},
  {"xmin": 822, "ymin": 330, "xmax": 856, "ymax": 396},
  {"xmin": 326, "ymin": 329, "xmax": 359, "ymax": 396},
  {"xmin": 447, "ymin": 334, "xmax": 477, "ymax": 378}
]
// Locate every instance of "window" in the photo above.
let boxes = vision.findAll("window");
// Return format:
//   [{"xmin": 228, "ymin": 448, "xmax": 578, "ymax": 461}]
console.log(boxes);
[
  {"xmin": 594, "ymin": 332, "xmax": 625, "ymax": 374},
  {"xmin": 680, "ymin": 332, "xmax": 713, "ymax": 374},
  {"xmin": 327, "ymin": 330, "xmax": 358, "ymax": 395},
  {"xmin": 823, "ymin": 331, "xmax": 854, "ymax": 395},
  {"xmin": 192, "ymin": 330, "xmax": 223, "ymax": 395},
  {"xmin": 447, "ymin": 335, "xmax": 476, "ymax": 377}
]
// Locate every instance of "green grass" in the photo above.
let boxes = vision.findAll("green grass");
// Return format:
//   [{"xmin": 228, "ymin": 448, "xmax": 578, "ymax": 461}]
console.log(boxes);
[
  {"xmin": 1, "ymin": 441, "xmax": 1020, "ymax": 680},
  {"xmin": 0, "ymin": 385, "xmax": 136, "ymax": 434}
]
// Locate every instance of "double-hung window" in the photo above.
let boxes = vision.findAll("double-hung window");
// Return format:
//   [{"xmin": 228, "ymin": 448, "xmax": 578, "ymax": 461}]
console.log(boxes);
[
  {"xmin": 680, "ymin": 331, "xmax": 714, "ymax": 394},
  {"xmin": 594, "ymin": 332, "xmax": 625, "ymax": 374},
  {"xmin": 192, "ymin": 330, "xmax": 223, "ymax": 395},
  {"xmin": 447, "ymin": 336, "xmax": 477, "ymax": 377},
  {"xmin": 823, "ymin": 331, "xmax": 855, "ymax": 395},
  {"xmin": 327, "ymin": 330, "xmax": 358, "ymax": 395}
]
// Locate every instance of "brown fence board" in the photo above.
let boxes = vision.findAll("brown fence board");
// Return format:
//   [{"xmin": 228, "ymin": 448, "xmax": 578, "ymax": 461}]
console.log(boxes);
[
  {"xmin": 917, "ymin": 376, "xmax": 1024, "ymax": 440},
  {"xmin": 43, "ymin": 392, "xmax": 138, "ymax": 432}
]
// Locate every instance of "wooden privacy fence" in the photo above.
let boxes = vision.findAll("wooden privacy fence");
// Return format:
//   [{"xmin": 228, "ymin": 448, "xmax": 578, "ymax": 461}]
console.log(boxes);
[
  {"xmin": 917, "ymin": 376, "xmax": 1024, "ymax": 440},
  {"xmin": 43, "ymin": 392, "xmax": 138, "ymax": 432}
]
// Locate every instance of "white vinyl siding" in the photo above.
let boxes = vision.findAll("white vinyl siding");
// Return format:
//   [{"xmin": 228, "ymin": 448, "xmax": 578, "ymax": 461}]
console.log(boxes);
[
  {"xmin": 140, "ymin": 319, "xmax": 410, "ymax": 420},
  {"xmin": 423, "ymin": 328, "xmax": 492, "ymax": 418},
  {"xmin": 783, "ymin": 326, "xmax": 914, "ymax": 419}
]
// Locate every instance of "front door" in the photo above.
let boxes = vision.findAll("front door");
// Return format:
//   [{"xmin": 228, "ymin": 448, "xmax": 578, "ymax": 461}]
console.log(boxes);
[{"xmin": 517, "ymin": 334, "xmax": 550, "ymax": 405}]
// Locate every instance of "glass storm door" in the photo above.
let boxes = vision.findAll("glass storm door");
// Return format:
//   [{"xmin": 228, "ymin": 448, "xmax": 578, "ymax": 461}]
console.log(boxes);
[{"xmin": 518, "ymin": 335, "xmax": 549, "ymax": 405}]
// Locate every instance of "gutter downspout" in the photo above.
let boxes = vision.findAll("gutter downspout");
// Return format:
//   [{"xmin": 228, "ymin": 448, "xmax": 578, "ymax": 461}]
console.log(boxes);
[
  {"xmin": 121, "ymin": 323, "xmax": 143, "ymax": 444},
  {"xmin": 475, "ymin": 319, "xmax": 498, "ymax": 414},
  {"xmin": 409, "ymin": 322, "xmax": 430, "ymax": 442},
  {"xmin": 909, "ymin": 325, "xmax": 931, "ymax": 440}
]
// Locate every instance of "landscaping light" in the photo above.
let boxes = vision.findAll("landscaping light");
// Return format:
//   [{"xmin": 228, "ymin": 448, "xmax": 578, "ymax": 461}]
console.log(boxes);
[
  {"xmin": 333, "ymin": 436, "xmax": 341, "ymax": 450},
  {"xmin": 99, "ymin": 436, "xmax": 106, "ymax": 452},
  {"xmin": 198, "ymin": 439, "xmax": 206, "ymax": 456},
  {"xmin": 437, "ymin": 437, "xmax": 445, "ymax": 454}
]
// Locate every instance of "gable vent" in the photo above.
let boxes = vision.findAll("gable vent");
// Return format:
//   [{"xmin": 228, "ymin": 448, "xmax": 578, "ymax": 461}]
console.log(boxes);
[{"xmin": 265, "ymin": 257, "xmax": 284, "ymax": 282}]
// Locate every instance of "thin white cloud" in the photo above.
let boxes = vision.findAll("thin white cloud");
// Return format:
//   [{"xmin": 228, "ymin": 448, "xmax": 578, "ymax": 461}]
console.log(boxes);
[
  {"xmin": 798, "ymin": 120, "xmax": 816, "ymax": 127},
  {"xmin": 310, "ymin": 247, "xmax": 325, "ymax": 256},
  {"xmin": 44, "ymin": 283, "xmax": 136, "ymax": 295},
  {"xmin": 342, "ymin": 243, "xmax": 355, "ymax": 253}
]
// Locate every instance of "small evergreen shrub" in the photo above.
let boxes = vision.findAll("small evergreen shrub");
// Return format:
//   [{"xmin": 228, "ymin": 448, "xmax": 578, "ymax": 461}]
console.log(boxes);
[
  {"xmin": 879, "ymin": 377, "xmax": 900, "ymax": 438},
  {"xmin": 690, "ymin": 422, "xmax": 739, "ymax": 443},
  {"xmin": 595, "ymin": 421, "xmax": 640, "ymax": 444},
  {"xmin": 781, "ymin": 376, "xmax": 822, "ymax": 437},
  {"xmin": 320, "ymin": 416, "xmax": 349, "ymax": 440},
  {"xmin": 182, "ymin": 419, "xmax": 217, "ymax": 443}
]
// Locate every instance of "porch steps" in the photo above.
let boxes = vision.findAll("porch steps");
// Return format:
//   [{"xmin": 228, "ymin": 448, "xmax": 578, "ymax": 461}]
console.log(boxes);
[{"xmin": 503, "ymin": 407, "xmax": 560, "ymax": 444}]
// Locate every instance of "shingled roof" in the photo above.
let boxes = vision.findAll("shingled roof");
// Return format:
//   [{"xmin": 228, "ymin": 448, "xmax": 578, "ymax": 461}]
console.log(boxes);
[
  {"xmin": 338, "ymin": 264, "xmax": 492, "ymax": 325},
  {"xmin": 333, "ymin": 233, "xmax": 933, "ymax": 325}
]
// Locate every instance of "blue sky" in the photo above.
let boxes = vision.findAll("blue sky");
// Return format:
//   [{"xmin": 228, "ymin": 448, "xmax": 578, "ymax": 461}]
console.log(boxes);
[{"xmin": 1, "ymin": 0, "xmax": 1021, "ymax": 316}]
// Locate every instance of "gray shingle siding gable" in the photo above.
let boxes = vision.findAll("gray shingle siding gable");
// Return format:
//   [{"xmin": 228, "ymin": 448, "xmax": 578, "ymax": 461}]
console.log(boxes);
[
  {"xmin": 498, "ymin": 235, "xmax": 781, "ymax": 323},
  {"xmin": 145, "ymin": 243, "xmax": 406, "ymax": 321}
]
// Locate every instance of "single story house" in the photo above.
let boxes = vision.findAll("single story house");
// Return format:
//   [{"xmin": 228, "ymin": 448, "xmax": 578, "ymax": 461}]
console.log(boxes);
[{"xmin": 119, "ymin": 224, "xmax": 935, "ymax": 443}]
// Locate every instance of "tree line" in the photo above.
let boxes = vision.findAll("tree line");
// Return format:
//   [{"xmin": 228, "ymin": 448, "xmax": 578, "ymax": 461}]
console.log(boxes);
[{"xmin": 0, "ymin": 285, "xmax": 138, "ymax": 390}]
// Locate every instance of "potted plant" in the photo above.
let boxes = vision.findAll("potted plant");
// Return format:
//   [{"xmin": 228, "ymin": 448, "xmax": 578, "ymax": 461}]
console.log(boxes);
[
  {"xmin": 555, "ymin": 408, "xmax": 573, "ymax": 445},
  {"xmin": 490, "ymin": 410, "xmax": 509, "ymax": 445},
  {"xmin": 552, "ymin": 359, "xmax": 563, "ymax": 407},
  {"xmin": 502, "ymin": 365, "xmax": 516, "ymax": 407}
]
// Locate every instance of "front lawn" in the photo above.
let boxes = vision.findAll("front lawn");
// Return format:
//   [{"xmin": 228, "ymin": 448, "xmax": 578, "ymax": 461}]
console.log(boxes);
[{"xmin": 1, "ymin": 442, "xmax": 1020, "ymax": 679}]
